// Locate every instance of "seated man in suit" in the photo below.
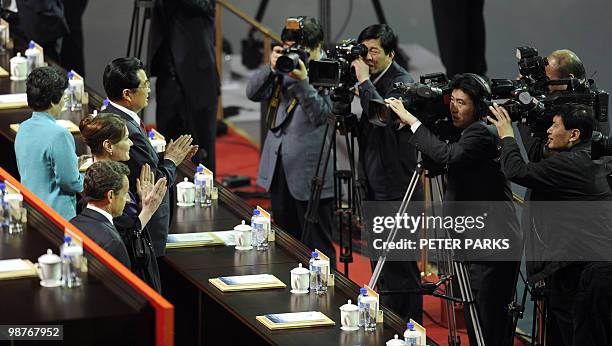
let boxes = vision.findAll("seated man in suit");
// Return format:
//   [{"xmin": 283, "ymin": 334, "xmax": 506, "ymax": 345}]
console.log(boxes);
[
  {"xmin": 71, "ymin": 160, "xmax": 131, "ymax": 268},
  {"xmin": 102, "ymin": 57, "xmax": 197, "ymax": 257}
]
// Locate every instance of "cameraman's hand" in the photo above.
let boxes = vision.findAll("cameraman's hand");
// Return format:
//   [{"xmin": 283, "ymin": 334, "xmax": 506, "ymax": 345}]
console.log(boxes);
[
  {"xmin": 164, "ymin": 135, "xmax": 197, "ymax": 165},
  {"xmin": 351, "ymin": 58, "xmax": 370, "ymax": 84},
  {"xmin": 487, "ymin": 103, "xmax": 515, "ymax": 139},
  {"xmin": 386, "ymin": 98, "xmax": 418, "ymax": 126},
  {"xmin": 288, "ymin": 59, "xmax": 308, "ymax": 81},
  {"xmin": 270, "ymin": 46, "xmax": 283, "ymax": 72}
]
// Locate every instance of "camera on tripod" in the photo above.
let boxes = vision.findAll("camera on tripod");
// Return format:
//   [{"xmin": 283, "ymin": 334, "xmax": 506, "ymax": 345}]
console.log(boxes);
[
  {"xmin": 367, "ymin": 72, "xmax": 459, "ymax": 140},
  {"xmin": 276, "ymin": 17, "xmax": 310, "ymax": 74},
  {"xmin": 309, "ymin": 39, "xmax": 368, "ymax": 89}
]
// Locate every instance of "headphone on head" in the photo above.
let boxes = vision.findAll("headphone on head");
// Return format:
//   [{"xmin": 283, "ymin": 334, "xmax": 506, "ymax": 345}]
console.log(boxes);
[{"xmin": 457, "ymin": 73, "xmax": 492, "ymax": 119}]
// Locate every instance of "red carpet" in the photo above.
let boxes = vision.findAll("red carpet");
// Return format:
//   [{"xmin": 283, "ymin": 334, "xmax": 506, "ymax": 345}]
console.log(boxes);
[{"xmin": 216, "ymin": 123, "xmax": 525, "ymax": 346}]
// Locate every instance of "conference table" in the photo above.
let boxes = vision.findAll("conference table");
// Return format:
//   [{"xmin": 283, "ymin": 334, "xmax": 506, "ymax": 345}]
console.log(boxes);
[{"xmin": 0, "ymin": 36, "xmax": 437, "ymax": 345}]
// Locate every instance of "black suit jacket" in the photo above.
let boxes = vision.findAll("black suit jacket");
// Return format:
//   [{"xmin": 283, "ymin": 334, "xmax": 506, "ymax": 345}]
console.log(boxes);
[
  {"xmin": 148, "ymin": 0, "xmax": 219, "ymax": 110},
  {"xmin": 410, "ymin": 121, "xmax": 521, "ymax": 260},
  {"xmin": 70, "ymin": 208, "xmax": 131, "ymax": 268},
  {"xmin": 104, "ymin": 103, "xmax": 176, "ymax": 256},
  {"xmin": 358, "ymin": 61, "xmax": 420, "ymax": 201},
  {"xmin": 501, "ymin": 138, "xmax": 612, "ymax": 281}
]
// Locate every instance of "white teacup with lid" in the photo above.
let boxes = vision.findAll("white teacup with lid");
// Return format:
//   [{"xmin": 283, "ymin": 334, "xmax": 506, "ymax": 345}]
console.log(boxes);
[
  {"xmin": 36, "ymin": 249, "xmax": 61, "ymax": 287},
  {"xmin": 10, "ymin": 52, "xmax": 27, "ymax": 81},
  {"xmin": 176, "ymin": 177, "xmax": 195, "ymax": 207},
  {"xmin": 339, "ymin": 299, "xmax": 359, "ymax": 331},
  {"xmin": 290, "ymin": 263, "xmax": 309, "ymax": 294},
  {"xmin": 234, "ymin": 220, "xmax": 253, "ymax": 250},
  {"xmin": 386, "ymin": 334, "xmax": 407, "ymax": 346}
]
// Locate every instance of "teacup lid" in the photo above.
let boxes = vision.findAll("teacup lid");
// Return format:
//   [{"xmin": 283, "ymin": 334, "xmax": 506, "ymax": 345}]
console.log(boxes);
[
  {"xmin": 11, "ymin": 52, "xmax": 26, "ymax": 62},
  {"xmin": 177, "ymin": 177, "xmax": 195, "ymax": 188},
  {"xmin": 340, "ymin": 299, "xmax": 359, "ymax": 312},
  {"xmin": 386, "ymin": 334, "xmax": 406, "ymax": 346},
  {"xmin": 38, "ymin": 249, "xmax": 60, "ymax": 264},
  {"xmin": 291, "ymin": 263, "xmax": 309, "ymax": 275},
  {"xmin": 234, "ymin": 220, "xmax": 252, "ymax": 232}
]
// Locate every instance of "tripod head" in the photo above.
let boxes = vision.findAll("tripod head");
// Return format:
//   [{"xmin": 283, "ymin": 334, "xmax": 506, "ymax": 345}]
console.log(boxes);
[{"xmin": 329, "ymin": 87, "xmax": 359, "ymax": 135}]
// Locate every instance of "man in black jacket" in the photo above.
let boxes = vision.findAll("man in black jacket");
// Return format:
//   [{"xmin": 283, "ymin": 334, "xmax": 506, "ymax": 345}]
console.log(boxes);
[
  {"xmin": 102, "ymin": 57, "xmax": 197, "ymax": 257},
  {"xmin": 352, "ymin": 24, "xmax": 423, "ymax": 325},
  {"xmin": 71, "ymin": 161, "xmax": 132, "ymax": 268},
  {"xmin": 489, "ymin": 103, "xmax": 612, "ymax": 345},
  {"xmin": 388, "ymin": 74, "xmax": 521, "ymax": 345}
]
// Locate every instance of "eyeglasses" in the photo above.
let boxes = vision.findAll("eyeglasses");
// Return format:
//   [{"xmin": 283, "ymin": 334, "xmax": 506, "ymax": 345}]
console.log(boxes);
[{"xmin": 132, "ymin": 80, "xmax": 151, "ymax": 91}]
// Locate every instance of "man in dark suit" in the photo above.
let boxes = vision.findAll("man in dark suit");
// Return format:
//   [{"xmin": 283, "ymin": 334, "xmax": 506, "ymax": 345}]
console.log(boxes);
[
  {"xmin": 102, "ymin": 57, "xmax": 197, "ymax": 257},
  {"xmin": 388, "ymin": 74, "xmax": 521, "ymax": 345},
  {"xmin": 70, "ymin": 161, "xmax": 131, "ymax": 268},
  {"xmin": 149, "ymin": 0, "xmax": 219, "ymax": 171},
  {"xmin": 489, "ymin": 103, "xmax": 612, "ymax": 345},
  {"xmin": 351, "ymin": 24, "xmax": 423, "ymax": 325}
]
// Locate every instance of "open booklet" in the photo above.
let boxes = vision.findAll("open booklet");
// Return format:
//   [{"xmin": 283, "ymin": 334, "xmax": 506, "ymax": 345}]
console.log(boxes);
[
  {"xmin": 0, "ymin": 259, "xmax": 37, "ymax": 280},
  {"xmin": 256, "ymin": 311, "xmax": 335, "ymax": 330}
]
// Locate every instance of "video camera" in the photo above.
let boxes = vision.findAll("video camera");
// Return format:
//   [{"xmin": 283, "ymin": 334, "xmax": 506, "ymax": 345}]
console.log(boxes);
[
  {"xmin": 367, "ymin": 72, "xmax": 459, "ymax": 140},
  {"xmin": 490, "ymin": 47, "xmax": 609, "ymax": 129},
  {"xmin": 276, "ymin": 17, "xmax": 310, "ymax": 74},
  {"xmin": 309, "ymin": 39, "xmax": 368, "ymax": 89}
]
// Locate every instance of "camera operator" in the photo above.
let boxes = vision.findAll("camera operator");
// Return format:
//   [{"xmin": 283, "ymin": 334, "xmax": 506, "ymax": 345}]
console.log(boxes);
[
  {"xmin": 519, "ymin": 49, "xmax": 590, "ymax": 162},
  {"xmin": 246, "ymin": 17, "xmax": 336, "ymax": 264},
  {"xmin": 489, "ymin": 103, "xmax": 612, "ymax": 345},
  {"xmin": 351, "ymin": 24, "xmax": 423, "ymax": 324},
  {"xmin": 387, "ymin": 73, "xmax": 521, "ymax": 345}
]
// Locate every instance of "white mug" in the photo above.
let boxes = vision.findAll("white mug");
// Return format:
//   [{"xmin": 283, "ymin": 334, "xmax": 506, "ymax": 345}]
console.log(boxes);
[
  {"xmin": 10, "ymin": 53, "xmax": 28, "ymax": 81},
  {"xmin": 340, "ymin": 299, "xmax": 359, "ymax": 331},
  {"xmin": 176, "ymin": 178, "xmax": 195, "ymax": 207},
  {"xmin": 36, "ymin": 249, "xmax": 61, "ymax": 287},
  {"xmin": 290, "ymin": 263, "xmax": 309, "ymax": 294},
  {"xmin": 234, "ymin": 220, "xmax": 253, "ymax": 250}
]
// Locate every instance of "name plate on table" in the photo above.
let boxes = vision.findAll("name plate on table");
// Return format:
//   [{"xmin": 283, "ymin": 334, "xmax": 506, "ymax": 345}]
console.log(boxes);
[
  {"xmin": 209, "ymin": 274, "xmax": 286, "ymax": 292},
  {"xmin": 256, "ymin": 311, "xmax": 335, "ymax": 330},
  {"xmin": 0, "ymin": 259, "xmax": 37, "ymax": 280},
  {"xmin": 166, "ymin": 232, "xmax": 225, "ymax": 249}
]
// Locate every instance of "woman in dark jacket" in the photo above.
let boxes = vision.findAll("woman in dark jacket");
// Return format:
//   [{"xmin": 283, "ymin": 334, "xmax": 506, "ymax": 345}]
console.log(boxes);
[{"xmin": 79, "ymin": 113, "xmax": 166, "ymax": 292}]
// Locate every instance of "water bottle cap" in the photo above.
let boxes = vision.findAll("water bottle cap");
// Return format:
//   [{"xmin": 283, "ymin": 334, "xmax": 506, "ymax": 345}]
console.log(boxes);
[
  {"xmin": 253, "ymin": 209, "xmax": 260, "ymax": 215},
  {"xmin": 64, "ymin": 235, "xmax": 72, "ymax": 243},
  {"xmin": 28, "ymin": 41, "xmax": 35, "ymax": 49},
  {"xmin": 360, "ymin": 287, "xmax": 367, "ymax": 295},
  {"xmin": 148, "ymin": 130, "xmax": 155, "ymax": 139},
  {"xmin": 0, "ymin": 182, "xmax": 5, "ymax": 191},
  {"xmin": 196, "ymin": 165, "xmax": 204, "ymax": 173},
  {"xmin": 103, "ymin": 98, "xmax": 110, "ymax": 105},
  {"xmin": 311, "ymin": 251, "xmax": 318, "ymax": 258},
  {"xmin": 407, "ymin": 322, "xmax": 414, "ymax": 330},
  {"xmin": 67, "ymin": 71, "xmax": 74, "ymax": 79}
]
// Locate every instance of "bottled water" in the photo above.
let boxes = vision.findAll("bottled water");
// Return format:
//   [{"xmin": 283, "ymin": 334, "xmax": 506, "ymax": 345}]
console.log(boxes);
[
  {"xmin": 194, "ymin": 165, "xmax": 207, "ymax": 206},
  {"xmin": 60, "ymin": 236, "xmax": 83, "ymax": 287},
  {"xmin": 0, "ymin": 182, "xmax": 9, "ymax": 232},
  {"xmin": 308, "ymin": 251, "xmax": 318, "ymax": 289},
  {"xmin": 404, "ymin": 322, "xmax": 420, "ymax": 346},
  {"xmin": 251, "ymin": 209, "xmax": 268, "ymax": 250},
  {"xmin": 357, "ymin": 287, "xmax": 368, "ymax": 327}
]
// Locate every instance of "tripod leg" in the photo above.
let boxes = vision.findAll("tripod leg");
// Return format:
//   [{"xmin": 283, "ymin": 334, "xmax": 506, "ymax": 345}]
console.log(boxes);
[{"xmin": 454, "ymin": 261, "xmax": 485, "ymax": 346}]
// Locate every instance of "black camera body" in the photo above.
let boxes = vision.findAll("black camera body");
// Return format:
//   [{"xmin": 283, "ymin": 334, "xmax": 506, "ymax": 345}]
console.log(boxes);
[
  {"xmin": 368, "ymin": 72, "xmax": 460, "ymax": 140},
  {"xmin": 309, "ymin": 39, "xmax": 368, "ymax": 89},
  {"xmin": 276, "ymin": 17, "xmax": 310, "ymax": 74}
]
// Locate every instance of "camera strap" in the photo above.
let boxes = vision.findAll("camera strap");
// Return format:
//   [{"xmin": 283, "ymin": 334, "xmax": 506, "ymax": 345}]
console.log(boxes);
[{"xmin": 266, "ymin": 75, "xmax": 299, "ymax": 133}]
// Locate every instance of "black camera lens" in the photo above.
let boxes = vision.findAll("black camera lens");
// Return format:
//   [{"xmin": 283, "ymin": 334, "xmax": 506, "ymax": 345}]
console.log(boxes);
[{"xmin": 276, "ymin": 53, "xmax": 300, "ymax": 73}]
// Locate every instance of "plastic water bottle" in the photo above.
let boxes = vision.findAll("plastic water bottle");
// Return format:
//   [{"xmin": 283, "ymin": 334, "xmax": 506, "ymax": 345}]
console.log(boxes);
[
  {"xmin": 0, "ymin": 182, "xmax": 9, "ymax": 232},
  {"xmin": 194, "ymin": 165, "xmax": 207, "ymax": 206},
  {"xmin": 357, "ymin": 287, "xmax": 368, "ymax": 327},
  {"xmin": 68, "ymin": 71, "xmax": 83, "ymax": 111},
  {"xmin": 309, "ymin": 251, "xmax": 319, "ymax": 289},
  {"xmin": 60, "ymin": 236, "xmax": 83, "ymax": 287},
  {"xmin": 64, "ymin": 71, "xmax": 76, "ymax": 111},
  {"xmin": 101, "ymin": 98, "xmax": 110, "ymax": 111},
  {"xmin": 251, "ymin": 209, "xmax": 268, "ymax": 250},
  {"xmin": 25, "ymin": 40, "xmax": 38, "ymax": 73},
  {"xmin": 404, "ymin": 322, "xmax": 420, "ymax": 346}
]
